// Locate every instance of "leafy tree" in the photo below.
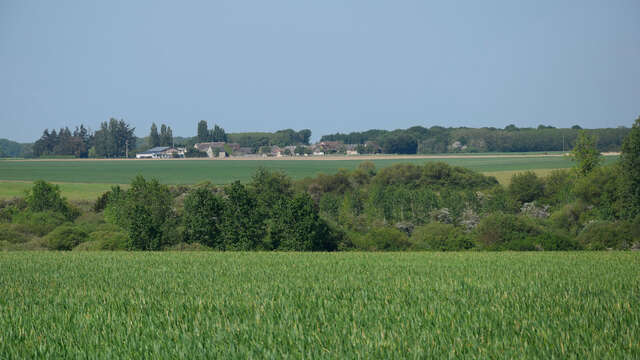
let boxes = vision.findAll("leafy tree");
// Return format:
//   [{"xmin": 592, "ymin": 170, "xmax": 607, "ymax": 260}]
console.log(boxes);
[
  {"xmin": 25, "ymin": 180, "xmax": 79, "ymax": 220},
  {"xmin": 104, "ymin": 176, "xmax": 175, "ymax": 250},
  {"xmin": 197, "ymin": 120, "xmax": 209, "ymax": 142},
  {"xmin": 183, "ymin": 187, "xmax": 224, "ymax": 248},
  {"xmin": 276, "ymin": 193, "xmax": 334, "ymax": 251},
  {"xmin": 149, "ymin": 123, "xmax": 160, "ymax": 147},
  {"xmin": 508, "ymin": 171, "xmax": 545, "ymax": 203},
  {"xmin": 220, "ymin": 181, "xmax": 265, "ymax": 250},
  {"xmin": 620, "ymin": 116, "xmax": 640, "ymax": 218},
  {"xmin": 93, "ymin": 118, "xmax": 136, "ymax": 158},
  {"xmin": 569, "ymin": 131, "xmax": 602, "ymax": 176}
]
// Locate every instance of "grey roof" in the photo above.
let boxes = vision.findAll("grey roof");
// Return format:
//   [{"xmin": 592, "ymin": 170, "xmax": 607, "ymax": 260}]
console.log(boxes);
[{"xmin": 139, "ymin": 146, "xmax": 170, "ymax": 155}]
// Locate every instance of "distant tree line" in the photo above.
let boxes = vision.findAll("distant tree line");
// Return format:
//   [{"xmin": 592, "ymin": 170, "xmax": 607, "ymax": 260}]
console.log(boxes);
[
  {"xmin": 227, "ymin": 129, "xmax": 312, "ymax": 148},
  {"xmin": 33, "ymin": 125, "xmax": 92, "ymax": 158},
  {"xmin": 0, "ymin": 138, "xmax": 31, "ymax": 158},
  {"xmin": 322, "ymin": 125, "xmax": 631, "ymax": 154},
  {"xmin": 1, "ymin": 117, "xmax": 639, "ymax": 251},
  {"xmin": 32, "ymin": 118, "xmax": 136, "ymax": 158},
  {"xmin": 197, "ymin": 120, "xmax": 228, "ymax": 143}
]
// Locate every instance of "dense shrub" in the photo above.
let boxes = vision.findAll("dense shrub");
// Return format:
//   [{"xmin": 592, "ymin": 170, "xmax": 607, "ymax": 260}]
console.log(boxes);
[
  {"xmin": 271, "ymin": 193, "xmax": 337, "ymax": 251},
  {"xmin": 353, "ymin": 227, "xmax": 411, "ymax": 251},
  {"xmin": 549, "ymin": 201, "xmax": 593, "ymax": 235},
  {"xmin": 576, "ymin": 221, "xmax": 637, "ymax": 250},
  {"xmin": 45, "ymin": 225, "xmax": 88, "ymax": 250},
  {"xmin": 509, "ymin": 171, "xmax": 545, "ymax": 203},
  {"xmin": 542, "ymin": 170, "xmax": 574, "ymax": 206},
  {"xmin": 88, "ymin": 227, "xmax": 128, "ymax": 250},
  {"xmin": 532, "ymin": 232, "xmax": 583, "ymax": 251},
  {"xmin": 104, "ymin": 176, "xmax": 176, "ymax": 250},
  {"xmin": 573, "ymin": 166, "xmax": 624, "ymax": 219},
  {"xmin": 166, "ymin": 242, "xmax": 213, "ymax": 251},
  {"xmin": 475, "ymin": 213, "xmax": 541, "ymax": 250},
  {"xmin": 182, "ymin": 186, "xmax": 224, "ymax": 248},
  {"xmin": 220, "ymin": 181, "xmax": 265, "ymax": 250},
  {"xmin": 12, "ymin": 210, "xmax": 67, "ymax": 236},
  {"xmin": 410, "ymin": 222, "xmax": 474, "ymax": 251},
  {"xmin": 0, "ymin": 223, "xmax": 30, "ymax": 244}
]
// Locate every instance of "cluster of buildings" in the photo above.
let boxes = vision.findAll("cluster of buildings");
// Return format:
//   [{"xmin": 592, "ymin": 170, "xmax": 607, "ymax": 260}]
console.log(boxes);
[{"xmin": 135, "ymin": 141, "xmax": 361, "ymax": 159}]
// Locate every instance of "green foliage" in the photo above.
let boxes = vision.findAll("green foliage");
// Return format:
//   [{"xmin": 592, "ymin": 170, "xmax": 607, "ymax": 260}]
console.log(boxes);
[
  {"xmin": 45, "ymin": 224, "xmax": 88, "ymax": 250},
  {"xmin": 570, "ymin": 131, "xmax": 602, "ymax": 177},
  {"xmin": 220, "ymin": 181, "xmax": 265, "ymax": 250},
  {"xmin": 508, "ymin": 171, "xmax": 545, "ymax": 203},
  {"xmin": 531, "ymin": 232, "xmax": 583, "ymax": 251},
  {"xmin": 104, "ymin": 176, "xmax": 176, "ymax": 250},
  {"xmin": 149, "ymin": 123, "xmax": 160, "ymax": 147},
  {"xmin": 576, "ymin": 221, "xmax": 638, "ymax": 250},
  {"xmin": 475, "ymin": 213, "xmax": 541, "ymax": 250},
  {"xmin": 549, "ymin": 201, "xmax": 593, "ymax": 235},
  {"xmin": 354, "ymin": 227, "xmax": 411, "ymax": 251},
  {"xmin": 0, "ymin": 223, "xmax": 30, "ymax": 244},
  {"xmin": 573, "ymin": 166, "xmax": 624, "ymax": 219},
  {"xmin": 183, "ymin": 186, "xmax": 224, "ymax": 249},
  {"xmin": 12, "ymin": 210, "xmax": 67, "ymax": 236},
  {"xmin": 619, "ymin": 116, "xmax": 640, "ymax": 219},
  {"xmin": 25, "ymin": 180, "xmax": 79, "ymax": 220},
  {"xmin": 542, "ymin": 169, "xmax": 574, "ymax": 205},
  {"xmin": 93, "ymin": 118, "xmax": 136, "ymax": 158},
  {"xmin": 410, "ymin": 222, "xmax": 473, "ymax": 251}
]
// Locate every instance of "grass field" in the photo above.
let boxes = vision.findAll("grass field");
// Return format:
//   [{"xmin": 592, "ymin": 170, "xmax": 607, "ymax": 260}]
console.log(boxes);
[
  {"xmin": 0, "ymin": 156, "xmax": 618, "ymax": 200},
  {"xmin": 0, "ymin": 252, "xmax": 638, "ymax": 358},
  {"xmin": 0, "ymin": 156, "xmax": 618, "ymax": 184}
]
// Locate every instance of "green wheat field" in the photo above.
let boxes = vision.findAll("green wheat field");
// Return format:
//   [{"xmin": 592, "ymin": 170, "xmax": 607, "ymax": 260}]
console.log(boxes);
[{"xmin": 1, "ymin": 252, "xmax": 638, "ymax": 358}]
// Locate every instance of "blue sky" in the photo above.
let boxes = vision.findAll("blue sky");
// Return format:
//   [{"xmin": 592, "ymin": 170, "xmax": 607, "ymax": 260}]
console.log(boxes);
[{"xmin": 1, "ymin": 0, "xmax": 639, "ymax": 142}]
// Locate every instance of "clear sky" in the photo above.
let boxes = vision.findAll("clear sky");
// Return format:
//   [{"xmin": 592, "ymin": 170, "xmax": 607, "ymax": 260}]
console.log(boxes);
[{"xmin": 1, "ymin": 0, "xmax": 639, "ymax": 142}]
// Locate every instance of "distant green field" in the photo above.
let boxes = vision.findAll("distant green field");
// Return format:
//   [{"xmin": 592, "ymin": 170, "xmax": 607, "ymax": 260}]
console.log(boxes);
[
  {"xmin": 0, "ymin": 156, "xmax": 618, "ymax": 185},
  {"xmin": 0, "ymin": 252, "xmax": 638, "ymax": 358},
  {"xmin": 0, "ymin": 181, "xmax": 116, "ymax": 201}
]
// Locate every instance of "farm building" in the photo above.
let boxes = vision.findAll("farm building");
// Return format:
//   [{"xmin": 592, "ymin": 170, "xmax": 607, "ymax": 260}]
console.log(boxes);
[
  {"xmin": 136, "ymin": 147, "xmax": 185, "ymax": 159},
  {"xmin": 194, "ymin": 142, "xmax": 241, "ymax": 158}
]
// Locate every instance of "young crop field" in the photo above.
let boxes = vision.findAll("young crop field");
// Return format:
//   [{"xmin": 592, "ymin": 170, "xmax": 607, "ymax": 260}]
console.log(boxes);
[
  {"xmin": 1, "ymin": 252, "xmax": 638, "ymax": 358},
  {"xmin": 0, "ymin": 155, "xmax": 618, "ymax": 185}
]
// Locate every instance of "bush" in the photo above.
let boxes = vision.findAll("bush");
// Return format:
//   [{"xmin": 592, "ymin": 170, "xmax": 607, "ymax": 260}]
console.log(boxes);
[
  {"xmin": 410, "ymin": 222, "xmax": 474, "ymax": 251},
  {"xmin": 542, "ymin": 170, "xmax": 574, "ymax": 205},
  {"xmin": 549, "ymin": 201, "xmax": 593, "ymax": 235},
  {"xmin": 475, "ymin": 213, "xmax": 541, "ymax": 250},
  {"xmin": 166, "ymin": 242, "xmax": 212, "ymax": 251},
  {"xmin": 12, "ymin": 210, "xmax": 67, "ymax": 236},
  {"xmin": 45, "ymin": 224, "xmax": 88, "ymax": 250},
  {"xmin": 88, "ymin": 229, "xmax": 128, "ymax": 250},
  {"xmin": 354, "ymin": 227, "xmax": 410, "ymax": 251},
  {"xmin": 532, "ymin": 232, "xmax": 583, "ymax": 251},
  {"xmin": 0, "ymin": 223, "xmax": 30, "ymax": 244},
  {"xmin": 576, "ymin": 221, "xmax": 637, "ymax": 250},
  {"xmin": 509, "ymin": 171, "xmax": 545, "ymax": 203}
]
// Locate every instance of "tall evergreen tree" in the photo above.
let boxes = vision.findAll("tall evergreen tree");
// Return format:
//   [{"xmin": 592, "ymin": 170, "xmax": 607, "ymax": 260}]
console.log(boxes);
[
  {"xmin": 197, "ymin": 120, "xmax": 209, "ymax": 142},
  {"xmin": 211, "ymin": 124, "xmax": 227, "ymax": 142},
  {"xmin": 150, "ymin": 123, "xmax": 160, "ymax": 147}
]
